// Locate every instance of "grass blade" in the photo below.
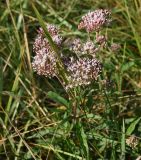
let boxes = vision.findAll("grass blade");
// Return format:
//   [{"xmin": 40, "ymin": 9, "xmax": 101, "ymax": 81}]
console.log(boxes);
[
  {"xmin": 126, "ymin": 117, "xmax": 141, "ymax": 136},
  {"xmin": 47, "ymin": 91, "xmax": 69, "ymax": 108},
  {"xmin": 121, "ymin": 119, "xmax": 125, "ymax": 160}
]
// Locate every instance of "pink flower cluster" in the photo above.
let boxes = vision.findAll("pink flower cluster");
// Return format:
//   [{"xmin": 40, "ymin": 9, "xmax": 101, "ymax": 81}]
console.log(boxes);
[
  {"xmin": 32, "ymin": 48, "xmax": 57, "ymax": 77},
  {"xmin": 32, "ymin": 9, "xmax": 116, "ymax": 89},
  {"xmin": 78, "ymin": 9, "xmax": 111, "ymax": 32},
  {"xmin": 70, "ymin": 35, "xmax": 107, "ymax": 57},
  {"xmin": 66, "ymin": 57, "xmax": 101, "ymax": 89},
  {"xmin": 32, "ymin": 24, "xmax": 62, "ymax": 77}
]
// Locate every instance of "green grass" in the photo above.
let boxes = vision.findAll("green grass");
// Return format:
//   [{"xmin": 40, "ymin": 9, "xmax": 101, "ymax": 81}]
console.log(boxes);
[{"xmin": 0, "ymin": 0, "xmax": 141, "ymax": 159}]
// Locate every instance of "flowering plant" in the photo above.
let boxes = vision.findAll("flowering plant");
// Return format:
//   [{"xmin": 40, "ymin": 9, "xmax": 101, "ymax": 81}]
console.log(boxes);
[{"xmin": 32, "ymin": 9, "xmax": 119, "ymax": 95}]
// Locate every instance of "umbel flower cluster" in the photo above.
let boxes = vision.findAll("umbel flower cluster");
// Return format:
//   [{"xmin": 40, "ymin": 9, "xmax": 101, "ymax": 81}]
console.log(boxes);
[
  {"xmin": 78, "ymin": 9, "xmax": 111, "ymax": 32},
  {"xmin": 32, "ymin": 9, "xmax": 116, "ymax": 90},
  {"xmin": 32, "ymin": 24, "xmax": 62, "ymax": 77}
]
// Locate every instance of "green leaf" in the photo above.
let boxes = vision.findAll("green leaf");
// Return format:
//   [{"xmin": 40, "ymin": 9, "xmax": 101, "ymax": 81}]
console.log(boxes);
[
  {"xmin": 121, "ymin": 119, "xmax": 125, "ymax": 160},
  {"xmin": 126, "ymin": 117, "xmax": 141, "ymax": 135},
  {"xmin": 77, "ymin": 123, "xmax": 89, "ymax": 160},
  {"xmin": 121, "ymin": 61, "xmax": 134, "ymax": 72},
  {"xmin": 104, "ymin": 61, "xmax": 115, "ymax": 71},
  {"xmin": 47, "ymin": 91, "xmax": 69, "ymax": 107},
  {"xmin": 80, "ymin": 126, "xmax": 89, "ymax": 159}
]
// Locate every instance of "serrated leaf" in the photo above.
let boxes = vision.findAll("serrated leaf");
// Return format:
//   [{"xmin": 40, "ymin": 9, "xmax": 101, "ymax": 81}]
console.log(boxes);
[{"xmin": 47, "ymin": 91, "xmax": 69, "ymax": 107}]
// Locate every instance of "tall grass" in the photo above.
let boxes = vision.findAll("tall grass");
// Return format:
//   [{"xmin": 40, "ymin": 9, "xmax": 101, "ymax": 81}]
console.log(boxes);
[{"xmin": 0, "ymin": 0, "xmax": 141, "ymax": 159}]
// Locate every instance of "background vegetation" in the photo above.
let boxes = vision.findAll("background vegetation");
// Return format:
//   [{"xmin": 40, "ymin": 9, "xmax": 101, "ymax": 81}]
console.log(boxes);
[{"xmin": 0, "ymin": 0, "xmax": 141, "ymax": 159}]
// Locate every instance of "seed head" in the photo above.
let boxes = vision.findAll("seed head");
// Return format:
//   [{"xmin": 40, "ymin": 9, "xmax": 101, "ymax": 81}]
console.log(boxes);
[
  {"xmin": 126, "ymin": 135, "xmax": 139, "ymax": 149},
  {"xmin": 110, "ymin": 43, "xmax": 121, "ymax": 52}
]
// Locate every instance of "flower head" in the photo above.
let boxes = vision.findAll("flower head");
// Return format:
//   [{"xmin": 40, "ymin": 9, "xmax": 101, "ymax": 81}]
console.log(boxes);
[
  {"xmin": 65, "ymin": 57, "xmax": 102, "ymax": 89},
  {"xmin": 83, "ymin": 40, "xmax": 98, "ymax": 55},
  {"xmin": 32, "ymin": 48, "xmax": 58, "ymax": 77},
  {"xmin": 37, "ymin": 24, "xmax": 62, "ymax": 46},
  {"xmin": 70, "ymin": 39, "xmax": 99, "ymax": 56},
  {"xmin": 32, "ymin": 24, "xmax": 62, "ymax": 77},
  {"xmin": 69, "ymin": 38, "xmax": 83, "ymax": 55},
  {"xmin": 96, "ymin": 35, "xmax": 107, "ymax": 45},
  {"xmin": 78, "ymin": 9, "xmax": 111, "ymax": 32}
]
